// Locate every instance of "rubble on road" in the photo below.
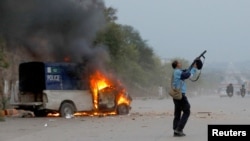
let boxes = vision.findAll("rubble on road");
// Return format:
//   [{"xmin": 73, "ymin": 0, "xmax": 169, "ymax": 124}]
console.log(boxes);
[
  {"xmin": 1, "ymin": 109, "xmax": 35, "ymax": 118},
  {"xmin": 195, "ymin": 112, "xmax": 212, "ymax": 118}
]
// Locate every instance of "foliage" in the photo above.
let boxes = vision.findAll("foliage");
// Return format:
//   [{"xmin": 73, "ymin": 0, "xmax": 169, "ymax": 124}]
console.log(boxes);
[
  {"xmin": 0, "ymin": 37, "xmax": 8, "ymax": 69},
  {"xmin": 95, "ymin": 7, "xmax": 212, "ymax": 96},
  {"xmin": 95, "ymin": 7, "xmax": 167, "ymax": 95},
  {"xmin": 104, "ymin": 7, "xmax": 118, "ymax": 23}
]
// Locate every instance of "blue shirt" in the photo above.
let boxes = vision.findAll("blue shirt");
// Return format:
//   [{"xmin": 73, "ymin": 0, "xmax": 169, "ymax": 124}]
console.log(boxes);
[{"xmin": 172, "ymin": 68, "xmax": 197, "ymax": 94}]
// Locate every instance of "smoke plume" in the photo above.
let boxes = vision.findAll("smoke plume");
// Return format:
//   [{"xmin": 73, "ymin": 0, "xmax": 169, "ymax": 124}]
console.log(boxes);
[{"xmin": 0, "ymin": 0, "xmax": 108, "ymax": 64}]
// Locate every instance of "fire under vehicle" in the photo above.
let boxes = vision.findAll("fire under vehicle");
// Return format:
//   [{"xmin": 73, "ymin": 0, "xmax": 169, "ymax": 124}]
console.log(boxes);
[{"xmin": 10, "ymin": 61, "xmax": 132, "ymax": 117}]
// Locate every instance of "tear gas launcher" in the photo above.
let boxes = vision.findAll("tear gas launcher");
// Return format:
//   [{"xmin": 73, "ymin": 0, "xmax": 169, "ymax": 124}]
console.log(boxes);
[
  {"xmin": 188, "ymin": 50, "xmax": 207, "ymax": 82},
  {"xmin": 188, "ymin": 50, "xmax": 207, "ymax": 71}
]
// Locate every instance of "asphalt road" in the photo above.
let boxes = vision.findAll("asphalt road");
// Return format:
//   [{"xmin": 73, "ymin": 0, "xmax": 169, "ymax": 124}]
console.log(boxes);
[{"xmin": 1, "ymin": 94, "xmax": 250, "ymax": 141}]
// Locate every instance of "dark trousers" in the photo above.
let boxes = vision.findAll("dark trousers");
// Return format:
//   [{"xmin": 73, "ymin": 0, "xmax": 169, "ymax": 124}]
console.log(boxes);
[{"xmin": 173, "ymin": 94, "xmax": 190, "ymax": 131}]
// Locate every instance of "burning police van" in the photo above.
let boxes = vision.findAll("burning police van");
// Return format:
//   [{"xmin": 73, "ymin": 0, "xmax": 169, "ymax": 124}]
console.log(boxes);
[{"xmin": 10, "ymin": 61, "xmax": 132, "ymax": 117}]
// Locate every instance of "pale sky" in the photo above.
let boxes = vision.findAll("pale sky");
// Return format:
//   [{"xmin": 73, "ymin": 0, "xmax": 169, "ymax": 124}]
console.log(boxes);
[{"xmin": 104, "ymin": 0, "xmax": 250, "ymax": 63}]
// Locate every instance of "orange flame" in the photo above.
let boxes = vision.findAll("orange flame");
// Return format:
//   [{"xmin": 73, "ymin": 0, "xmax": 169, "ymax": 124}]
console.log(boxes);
[
  {"xmin": 47, "ymin": 111, "xmax": 117, "ymax": 117},
  {"xmin": 89, "ymin": 70, "xmax": 112, "ymax": 110},
  {"xmin": 117, "ymin": 94, "xmax": 131, "ymax": 106},
  {"xmin": 47, "ymin": 70, "xmax": 131, "ymax": 117}
]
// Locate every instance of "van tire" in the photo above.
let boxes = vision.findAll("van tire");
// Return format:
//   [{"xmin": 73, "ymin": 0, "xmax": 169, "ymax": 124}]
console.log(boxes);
[
  {"xmin": 60, "ymin": 103, "xmax": 75, "ymax": 118},
  {"xmin": 117, "ymin": 104, "xmax": 129, "ymax": 115}
]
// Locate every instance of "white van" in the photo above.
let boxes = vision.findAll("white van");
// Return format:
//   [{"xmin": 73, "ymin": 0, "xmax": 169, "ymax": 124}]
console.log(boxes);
[{"xmin": 10, "ymin": 62, "xmax": 131, "ymax": 117}]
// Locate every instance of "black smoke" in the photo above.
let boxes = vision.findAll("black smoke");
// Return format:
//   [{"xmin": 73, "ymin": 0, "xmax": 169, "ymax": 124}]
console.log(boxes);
[{"xmin": 0, "ymin": 0, "xmax": 108, "ymax": 63}]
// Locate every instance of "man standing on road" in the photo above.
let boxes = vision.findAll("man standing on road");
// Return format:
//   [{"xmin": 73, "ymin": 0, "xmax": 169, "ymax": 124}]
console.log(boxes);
[{"xmin": 171, "ymin": 60, "xmax": 199, "ymax": 137}]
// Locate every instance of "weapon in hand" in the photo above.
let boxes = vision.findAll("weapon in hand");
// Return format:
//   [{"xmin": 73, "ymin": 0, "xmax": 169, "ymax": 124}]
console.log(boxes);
[
  {"xmin": 187, "ymin": 50, "xmax": 207, "ymax": 82},
  {"xmin": 188, "ymin": 50, "xmax": 207, "ymax": 71}
]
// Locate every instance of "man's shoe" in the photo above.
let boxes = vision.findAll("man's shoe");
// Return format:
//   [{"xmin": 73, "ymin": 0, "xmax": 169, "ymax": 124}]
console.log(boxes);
[
  {"xmin": 174, "ymin": 130, "xmax": 186, "ymax": 137},
  {"xmin": 173, "ymin": 132, "xmax": 186, "ymax": 137}
]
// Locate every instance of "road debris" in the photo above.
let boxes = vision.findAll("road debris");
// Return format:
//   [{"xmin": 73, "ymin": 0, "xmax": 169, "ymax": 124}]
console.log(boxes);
[
  {"xmin": 196, "ymin": 112, "xmax": 212, "ymax": 118},
  {"xmin": 65, "ymin": 114, "xmax": 74, "ymax": 119},
  {"xmin": 2, "ymin": 109, "xmax": 35, "ymax": 118}
]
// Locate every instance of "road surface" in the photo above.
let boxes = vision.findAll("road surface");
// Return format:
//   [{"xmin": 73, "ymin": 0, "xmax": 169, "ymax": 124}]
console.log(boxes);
[{"xmin": 1, "ymin": 94, "xmax": 250, "ymax": 141}]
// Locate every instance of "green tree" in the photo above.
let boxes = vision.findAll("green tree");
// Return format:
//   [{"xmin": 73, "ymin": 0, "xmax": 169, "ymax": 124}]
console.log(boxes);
[
  {"xmin": 104, "ymin": 7, "xmax": 118, "ymax": 23},
  {"xmin": 0, "ymin": 37, "xmax": 8, "ymax": 68},
  {"xmin": 0, "ymin": 36, "xmax": 9, "ymax": 111},
  {"xmin": 96, "ymin": 7, "xmax": 188, "ymax": 96}
]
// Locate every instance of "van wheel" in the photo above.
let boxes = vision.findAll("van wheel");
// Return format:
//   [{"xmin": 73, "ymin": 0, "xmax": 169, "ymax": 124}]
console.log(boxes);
[
  {"xmin": 60, "ymin": 103, "xmax": 75, "ymax": 118},
  {"xmin": 117, "ymin": 104, "xmax": 129, "ymax": 115}
]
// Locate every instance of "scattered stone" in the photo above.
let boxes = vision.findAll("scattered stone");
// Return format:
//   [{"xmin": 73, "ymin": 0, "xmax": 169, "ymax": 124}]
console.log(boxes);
[
  {"xmin": 65, "ymin": 114, "xmax": 74, "ymax": 119},
  {"xmin": 196, "ymin": 112, "xmax": 212, "ymax": 118},
  {"xmin": 3, "ymin": 109, "xmax": 35, "ymax": 118}
]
